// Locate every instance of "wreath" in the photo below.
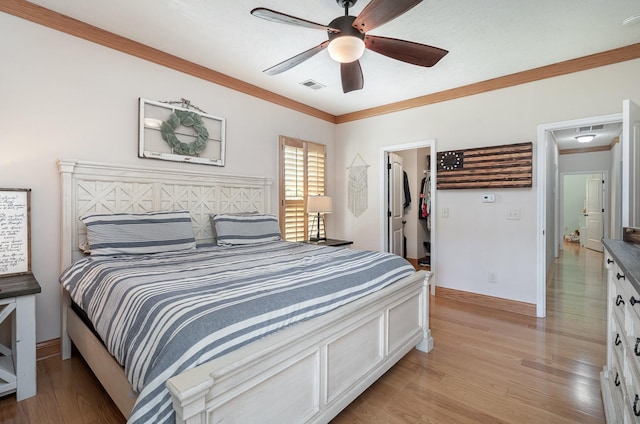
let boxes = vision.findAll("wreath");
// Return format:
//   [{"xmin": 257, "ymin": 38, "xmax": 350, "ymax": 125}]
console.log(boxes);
[{"xmin": 160, "ymin": 110, "xmax": 209, "ymax": 156}]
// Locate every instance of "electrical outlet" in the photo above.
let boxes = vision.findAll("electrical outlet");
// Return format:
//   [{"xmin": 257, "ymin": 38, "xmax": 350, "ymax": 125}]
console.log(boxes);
[
  {"xmin": 488, "ymin": 272, "xmax": 497, "ymax": 283},
  {"xmin": 507, "ymin": 209, "xmax": 521, "ymax": 220}
]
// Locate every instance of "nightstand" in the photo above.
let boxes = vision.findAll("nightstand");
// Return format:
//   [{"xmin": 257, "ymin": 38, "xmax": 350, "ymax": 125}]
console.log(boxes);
[
  {"xmin": 302, "ymin": 239, "xmax": 353, "ymax": 247},
  {"xmin": 0, "ymin": 273, "xmax": 41, "ymax": 401}
]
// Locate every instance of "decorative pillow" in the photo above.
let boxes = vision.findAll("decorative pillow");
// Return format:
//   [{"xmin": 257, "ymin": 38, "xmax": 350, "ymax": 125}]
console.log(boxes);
[
  {"xmin": 209, "ymin": 211, "xmax": 258, "ymax": 242},
  {"xmin": 212, "ymin": 213, "xmax": 281, "ymax": 246},
  {"xmin": 81, "ymin": 210, "xmax": 196, "ymax": 256}
]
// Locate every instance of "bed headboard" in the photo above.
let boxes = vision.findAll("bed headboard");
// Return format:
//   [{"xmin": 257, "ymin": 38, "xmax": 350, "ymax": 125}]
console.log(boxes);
[{"xmin": 58, "ymin": 159, "xmax": 272, "ymax": 270}]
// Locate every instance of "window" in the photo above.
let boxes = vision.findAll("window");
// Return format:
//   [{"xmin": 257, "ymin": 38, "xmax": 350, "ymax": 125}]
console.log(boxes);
[{"xmin": 279, "ymin": 136, "xmax": 326, "ymax": 241}]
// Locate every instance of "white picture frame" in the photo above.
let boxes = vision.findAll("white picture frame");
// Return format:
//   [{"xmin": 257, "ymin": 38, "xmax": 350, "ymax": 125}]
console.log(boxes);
[
  {"xmin": 138, "ymin": 98, "xmax": 226, "ymax": 166},
  {"xmin": 0, "ymin": 188, "xmax": 31, "ymax": 276}
]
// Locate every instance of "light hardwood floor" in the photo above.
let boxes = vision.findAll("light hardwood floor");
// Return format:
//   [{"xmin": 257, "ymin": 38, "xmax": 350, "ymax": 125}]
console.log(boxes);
[{"xmin": 0, "ymin": 242, "xmax": 606, "ymax": 423}]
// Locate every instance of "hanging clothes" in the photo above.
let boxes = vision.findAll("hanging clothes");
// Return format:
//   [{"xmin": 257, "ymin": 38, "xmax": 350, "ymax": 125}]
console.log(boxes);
[
  {"xmin": 419, "ymin": 175, "xmax": 430, "ymax": 219},
  {"xmin": 419, "ymin": 174, "xmax": 432, "ymax": 231}
]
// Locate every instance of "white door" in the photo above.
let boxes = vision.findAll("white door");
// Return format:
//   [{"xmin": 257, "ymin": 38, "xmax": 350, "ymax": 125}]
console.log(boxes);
[
  {"xmin": 623, "ymin": 99, "xmax": 640, "ymax": 227},
  {"xmin": 388, "ymin": 152, "xmax": 404, "ymax": 256},
  {"xmin": 585, "ymin": 173, "xmax": 604, "ymax": 252}
]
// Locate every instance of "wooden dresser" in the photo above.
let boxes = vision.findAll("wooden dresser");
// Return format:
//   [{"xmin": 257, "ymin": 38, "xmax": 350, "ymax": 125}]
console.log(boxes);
[{"xmin": 601, "ymin": 230, "xmax": 640, "ymax": 422}]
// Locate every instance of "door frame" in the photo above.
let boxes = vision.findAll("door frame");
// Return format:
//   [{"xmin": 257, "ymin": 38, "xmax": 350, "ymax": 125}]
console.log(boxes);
[
  {"xmin": 559, "ymin": 170, "xmax": 609, "ymax": 251},
  {"xmin": 380, "ymin": 140, "xmax": 436, "ymax": 275},
  {"xmin": 536, "ymin": 113, "xmax": 621, "ymax": 317}
]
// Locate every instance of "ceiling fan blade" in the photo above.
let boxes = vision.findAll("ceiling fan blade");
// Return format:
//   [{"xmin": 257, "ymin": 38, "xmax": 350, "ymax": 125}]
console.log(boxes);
[
  {"xmin": 251, "ymin": 8, "xmax": 340, "ymax": 33},
  {"xmin": 365, "ymin": 35, "xmax": 448, "ymax": 67},
  {"xmin": 264, "ymin": 41, "xmax": 330, "ymax": 75},
  {"xmin": 340, "ymin": 61, "xmax": 364, "ymax": 93},
  {"xmin": 352, "ymin": 0, "xmax": 422, "ymax": 33}
]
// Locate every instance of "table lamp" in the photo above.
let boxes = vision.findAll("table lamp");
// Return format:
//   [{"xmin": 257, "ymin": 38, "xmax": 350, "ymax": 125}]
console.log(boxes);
[{"xmin": 307, "ymin": 195, "xmax": 332, "ymax": 241}]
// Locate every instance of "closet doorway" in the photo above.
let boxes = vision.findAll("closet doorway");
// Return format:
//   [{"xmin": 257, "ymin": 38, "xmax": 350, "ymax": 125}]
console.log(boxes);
[{"xmin": 380, "ymin": 140, "xmax": 437, "ymax": 286}]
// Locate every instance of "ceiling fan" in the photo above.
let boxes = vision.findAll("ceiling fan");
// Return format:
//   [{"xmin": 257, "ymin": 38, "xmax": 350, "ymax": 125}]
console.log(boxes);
[{"xmin": 251, "ymin": 0, "xmax": 448, "ymax": 93}]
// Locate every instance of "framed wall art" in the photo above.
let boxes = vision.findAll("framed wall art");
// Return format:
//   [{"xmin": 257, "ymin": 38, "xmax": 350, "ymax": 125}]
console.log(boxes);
[
  {"xmin": 0, "ymin": 188, "xmax": 31, "ymax": 276},
  {"xmin": 139, "ymin": 98, "xmax": 226, "ymax": 166},
  {"xmin": 436, "ymin": 142, "xmax": 533, "ymax": 190}
]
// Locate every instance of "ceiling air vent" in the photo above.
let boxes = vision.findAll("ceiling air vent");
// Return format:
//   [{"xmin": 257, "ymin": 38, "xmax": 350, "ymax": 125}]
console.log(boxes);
[
  {"xmin": 300, "ymin": 79, "xmax": 326, "ymax": 90},
  {"xmin": 577, "ymin": 124, "xmax": 605, "ymax": 132}
]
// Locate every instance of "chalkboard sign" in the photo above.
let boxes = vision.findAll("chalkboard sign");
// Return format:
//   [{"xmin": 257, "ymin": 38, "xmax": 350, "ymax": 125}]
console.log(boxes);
[{"xmin": 0, "ymin": 189, "xmax": 31, "ymax": 276}]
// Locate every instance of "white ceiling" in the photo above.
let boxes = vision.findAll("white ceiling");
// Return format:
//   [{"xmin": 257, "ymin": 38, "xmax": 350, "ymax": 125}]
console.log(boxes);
[
  {"xmin": 552, "ymin": 122, "xmax": 622, "ymax": 151},
  {"xmin": 27, "ymin": 0, "xmax": 640, "ymax": 118}
]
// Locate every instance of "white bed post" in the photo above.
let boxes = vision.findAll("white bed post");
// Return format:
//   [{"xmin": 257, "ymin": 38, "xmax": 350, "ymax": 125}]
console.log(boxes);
[
  {"xmin": 58, "ymin": 160, "xmax": 76, "ymax": 360},
  {"xmin": 415, "ymin": 271, "xmax": 433, "ymax": 353},
  {"xmin": 168, "ymin": 377, "xmax": 213, "ymax": 424}
]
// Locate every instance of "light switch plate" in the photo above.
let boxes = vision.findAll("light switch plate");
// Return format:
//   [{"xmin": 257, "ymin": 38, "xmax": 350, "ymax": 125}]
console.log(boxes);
[{"xmin": 482, "ymin": 194, "xmax": 495, "ymax": 203}]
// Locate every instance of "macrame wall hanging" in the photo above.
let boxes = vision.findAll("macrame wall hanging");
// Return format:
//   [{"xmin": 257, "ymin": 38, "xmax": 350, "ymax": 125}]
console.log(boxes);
[{"xmin": 347, "ymin": 153, "xmax": 369, "ymax": 217}]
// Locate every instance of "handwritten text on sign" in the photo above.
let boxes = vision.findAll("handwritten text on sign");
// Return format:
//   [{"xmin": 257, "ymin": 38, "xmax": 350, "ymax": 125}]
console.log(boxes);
[{"xmin": 0, "ymin": 191, "xmax": 29, "ymax": 275}]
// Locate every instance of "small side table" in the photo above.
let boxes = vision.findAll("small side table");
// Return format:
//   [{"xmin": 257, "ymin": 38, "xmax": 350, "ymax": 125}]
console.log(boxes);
[
  {"xmin": 0, "ymin": 273, "xmax": 41, "ymax": 401},
  {"xmin": 302, "ymin": 239, "xmax": 353, "ymax": 247}
]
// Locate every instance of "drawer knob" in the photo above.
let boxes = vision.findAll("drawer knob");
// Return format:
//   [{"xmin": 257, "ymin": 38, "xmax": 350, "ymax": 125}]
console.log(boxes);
[
  {"xmin": 634, "ymin": 394, "xmax": 640, "ymax": 416},
  {"xmin": 617, "ymin": 295, "xmax": 625, "ymax": 306},
  {"xmin": 615, "ymin": 372, "xmax": 621, "ymax": 386},
  {"xmin": 632, "ymin": 296, "xmax": 640, "ymax": 306},
  {"xmin": 615, "ymin": 333, "xmax": 622, "ymax": 346},
  {"xmin": 618, "ymin": 272, "xmax": 626, "ymax": 280},
  {"xmin": 635, "ymin": 338, "xmax": 640, "ymax": 356},
  {"xmin": 608, "ymin": 258, "xmax": 614, "ymax": 264}
]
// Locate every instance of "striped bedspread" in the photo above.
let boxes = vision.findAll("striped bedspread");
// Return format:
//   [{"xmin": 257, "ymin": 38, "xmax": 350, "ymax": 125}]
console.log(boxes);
[{"xmin": 60, "ymin": 240, "xmax": 415, "ymax": 424}]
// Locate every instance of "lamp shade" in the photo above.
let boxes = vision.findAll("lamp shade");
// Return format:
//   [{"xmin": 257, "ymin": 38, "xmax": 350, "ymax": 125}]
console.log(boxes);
[
  {"xmin": 327, "ymin": 36, "xmax": 365, "ymax": 63},
  {"xmin": 307, "ymin": 195, "xmax": 332, "ymax": 214}
]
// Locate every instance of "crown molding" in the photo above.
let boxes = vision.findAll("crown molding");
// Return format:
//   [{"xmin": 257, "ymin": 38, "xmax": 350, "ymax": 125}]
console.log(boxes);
[
  {"xmin": 0, "ymin": 0, "xmax": 336, "ymax": 124},
  {"xmin": 3, "ymin": 0, "xmax": 639, "ymax": 125}
]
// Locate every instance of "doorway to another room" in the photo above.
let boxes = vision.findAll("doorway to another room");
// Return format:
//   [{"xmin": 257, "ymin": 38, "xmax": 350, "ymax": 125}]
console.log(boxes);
[
  {"xmin": 381, "ymin": 140, "xmax": 437, "ymax": 278},
  {"xmin": 537, "ymin": 112, "xmax": 623, "ymax": 317},
  {"xmin": 560, "ymin": 172, "xmax": 607, "ymax": 253}
]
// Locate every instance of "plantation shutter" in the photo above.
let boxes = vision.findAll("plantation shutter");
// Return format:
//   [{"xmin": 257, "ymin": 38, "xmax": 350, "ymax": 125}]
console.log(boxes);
[{"xmin": 279, "ymin": 136, "xmax": 326, "ymax": 241}]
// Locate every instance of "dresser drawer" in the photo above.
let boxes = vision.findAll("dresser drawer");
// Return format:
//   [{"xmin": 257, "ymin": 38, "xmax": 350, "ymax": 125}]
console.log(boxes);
[
  {"xmin": 624, "ymin": 350, "xmax": 640, "ymax": 423},
  {"xmin": 606, "ymin": 250, "xmax": 616, "ymax": 271},
  {"xmin": 613, "ymin": 313, "xmax": 626, "ymax": 374},
  {"xmin": 613, "ymin": 279, "xmax": 627, "ymax": 328},
  {"xmin": 612, "ymin": 345, "xmax": 627, "ymax": 400}
]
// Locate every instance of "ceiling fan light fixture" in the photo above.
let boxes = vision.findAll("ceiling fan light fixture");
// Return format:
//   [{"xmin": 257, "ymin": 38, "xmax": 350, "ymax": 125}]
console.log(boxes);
[
  {"xmin": 575, "ymin": 134, "xmax": 595, "ymax": 143},
  {"xmin": 328, "ymin": 36, "xmax": 365, "ymax": 63}
]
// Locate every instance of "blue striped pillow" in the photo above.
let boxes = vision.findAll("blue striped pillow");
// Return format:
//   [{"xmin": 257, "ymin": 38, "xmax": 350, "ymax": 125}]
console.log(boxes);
[
  {"xmin": 212, "ymin": 213, "xmax": 281, "ymax": 246},
  {"xmin": 81, "ymin": 210, "xmax": 196, "ymax": 256}
]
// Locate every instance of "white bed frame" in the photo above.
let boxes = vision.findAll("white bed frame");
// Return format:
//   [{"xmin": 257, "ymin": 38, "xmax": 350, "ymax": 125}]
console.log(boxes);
[{"xmin": 58, "ymin": 159, "xmax": 433, "ymax": 424}]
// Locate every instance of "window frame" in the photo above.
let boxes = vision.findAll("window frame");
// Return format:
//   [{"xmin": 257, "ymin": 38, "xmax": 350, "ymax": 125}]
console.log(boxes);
[{"xmin": 278, "ymin": 136, "xmax": 327, "ymax": 242}]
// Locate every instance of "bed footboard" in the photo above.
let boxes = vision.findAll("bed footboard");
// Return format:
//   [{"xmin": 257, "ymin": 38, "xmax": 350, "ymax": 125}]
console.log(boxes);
[{"xmin": 167, "ymin": 270, "xmax": 432, "ymax": 424}]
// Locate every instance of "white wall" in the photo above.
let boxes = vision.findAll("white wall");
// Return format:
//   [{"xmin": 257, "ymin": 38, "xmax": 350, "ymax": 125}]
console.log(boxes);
[
  {"xmin": 559, "ymin": 150, "xmax": 612, "ymax": 174},
  {"xmin": 1, "ymin": 14, "xmax": 336, "ymax": 343},
  {"xmin": 335, "ymin": 59, "xmax": 640, "ymax": 305}
]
